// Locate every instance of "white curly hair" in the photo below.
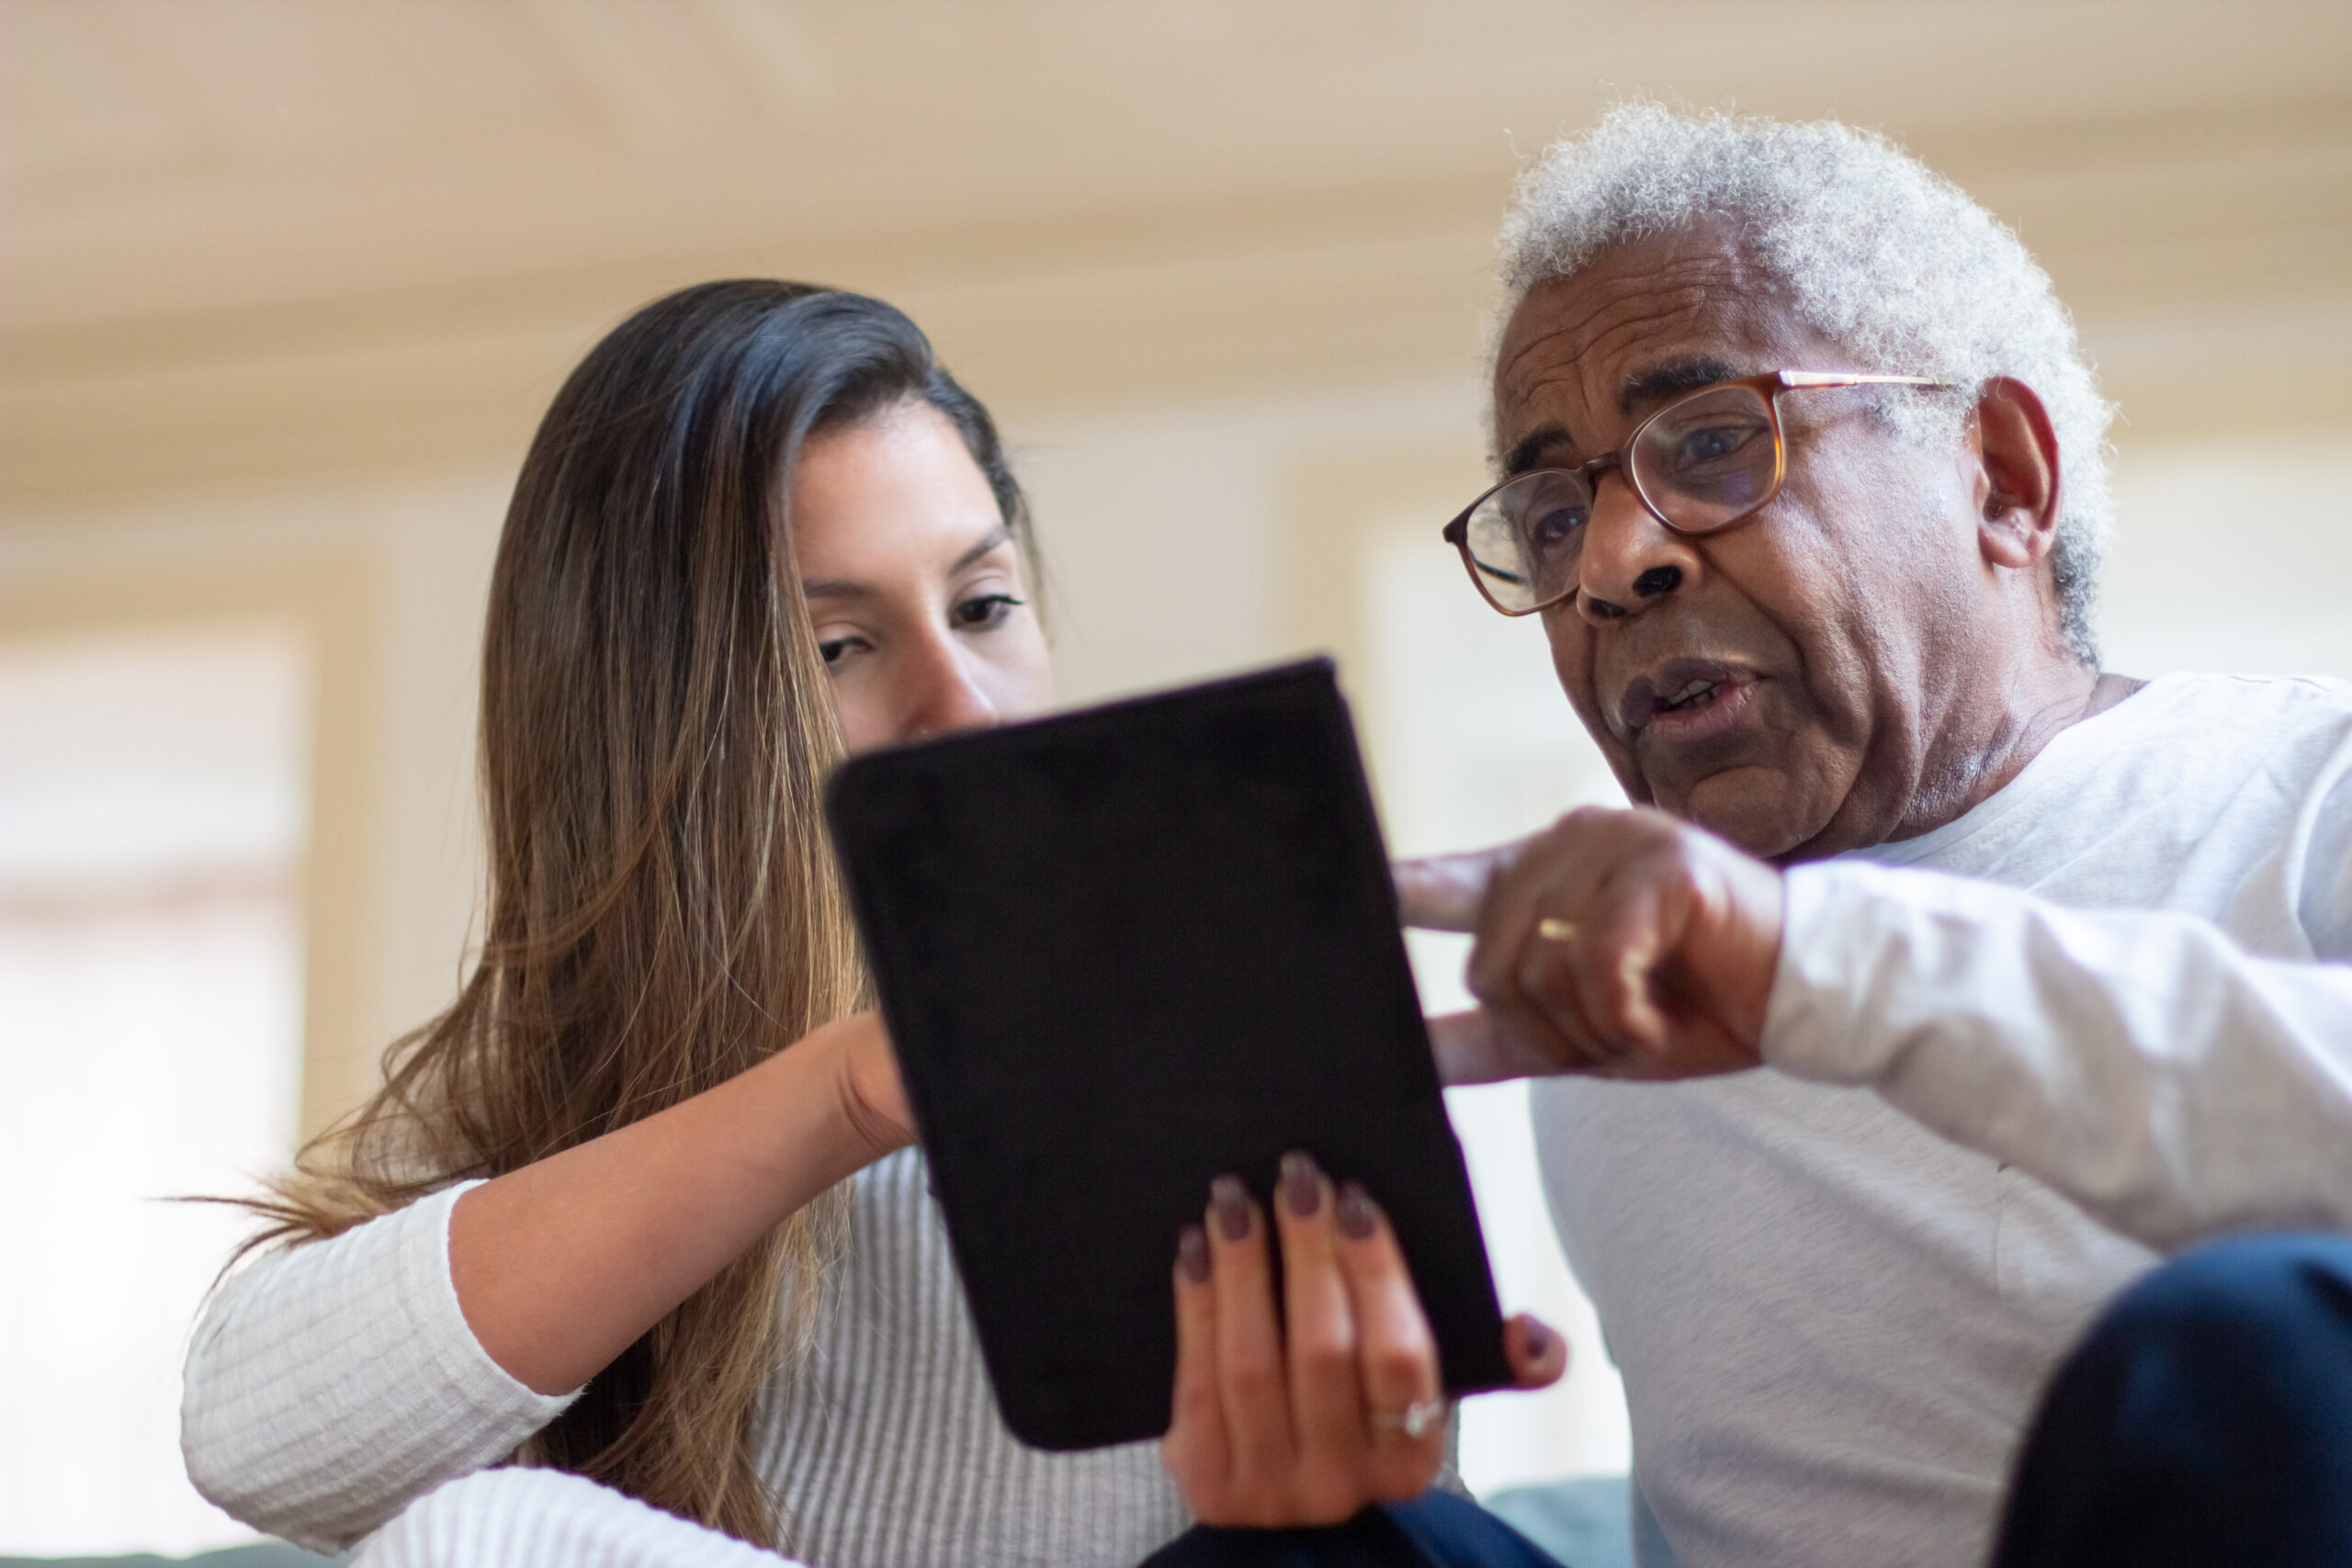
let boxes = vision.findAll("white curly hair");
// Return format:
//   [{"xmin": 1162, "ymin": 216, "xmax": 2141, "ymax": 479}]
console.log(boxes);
[{"xmin": 1497, "ymin": 103, "xmax": 2114, "ymax": 664}]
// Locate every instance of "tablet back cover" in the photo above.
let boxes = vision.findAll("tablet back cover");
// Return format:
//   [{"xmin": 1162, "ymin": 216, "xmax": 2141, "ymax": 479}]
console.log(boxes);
[{"xmin": 826, "ymin": 659, "xmax": 1510, "ymax": 1450}]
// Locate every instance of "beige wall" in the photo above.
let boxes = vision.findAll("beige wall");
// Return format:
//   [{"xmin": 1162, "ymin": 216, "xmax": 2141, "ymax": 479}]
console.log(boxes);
[{"xmin": 2, "ymin": 479, "xmax": 500, "ymax": 1135}]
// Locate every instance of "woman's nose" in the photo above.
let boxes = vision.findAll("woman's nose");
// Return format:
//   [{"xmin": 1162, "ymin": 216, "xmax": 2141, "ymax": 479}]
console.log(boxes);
[
  {"xmin": 1574, "ymin": 472, "xmax": 1701, "ymax": 626},
  {"xmin": 899, "ymin": 636, "xmax": 1000, "ymax": 740}
]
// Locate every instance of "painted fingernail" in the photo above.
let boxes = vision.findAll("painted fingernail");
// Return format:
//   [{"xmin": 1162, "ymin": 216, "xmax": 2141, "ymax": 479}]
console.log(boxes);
[
  {"xmin": 1280, "ymin": 1152, "xmax": 1322, "ymax": 1217},
  {"xmin": 1337, "ymin": 1181, "xmax": 1380, "ymax": 1240},
  {"xmin": 1211, "ymin": 1175, "xmax": 1252, "ymax": 1242},
  {"xmin": 1178, "ymin": 1223, "xmax": 1211, "ymax": 1283},
  {"xmin": 1521, "ymin": 1320, "xmax": 1551, "ymax": 1359}
]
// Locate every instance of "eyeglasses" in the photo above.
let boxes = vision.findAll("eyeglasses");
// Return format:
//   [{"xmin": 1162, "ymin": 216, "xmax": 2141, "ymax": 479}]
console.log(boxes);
[{"xmin": 1442, "ymin": 370, "xmax": 1950, "ymax": 616}]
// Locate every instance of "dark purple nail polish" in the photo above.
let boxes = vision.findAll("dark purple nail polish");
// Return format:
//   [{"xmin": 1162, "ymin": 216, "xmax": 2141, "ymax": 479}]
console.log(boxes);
[
  {"xmin": 1211, "ymin": 1175, "xmax": 1252, "ymax": 1242},
  {"xmin": 1337, "ymin": 1181, "xmax": 1379, "ymax": 1240},
  {"xmin": 1178, "ymin": 1224, "xmax": 1211, "ymax": 1283},
  {"xmin": 1281, "ymin": 1152, "xmax": 1322, "ymax": 1218},
  {"xmin": 1521, "ymin": 1320, "xmax": 1551, "ymax": 1359}
]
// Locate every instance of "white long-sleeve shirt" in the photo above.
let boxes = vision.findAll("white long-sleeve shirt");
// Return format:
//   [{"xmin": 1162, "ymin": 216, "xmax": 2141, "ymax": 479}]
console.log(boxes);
[
  {"xmin": 181, "ymin": 1148, "xmax": 1190, "ymax": 1563},
  {"xmin": 1533, "ymin": 671, "xmax": 2352, "ymax": 1568}
]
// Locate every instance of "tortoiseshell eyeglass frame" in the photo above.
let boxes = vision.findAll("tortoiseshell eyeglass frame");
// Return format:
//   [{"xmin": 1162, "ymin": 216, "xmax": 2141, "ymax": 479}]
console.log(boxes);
[{"xmin": 1441, "ymin": 370, "xmax": 1952, "ymax": 617}]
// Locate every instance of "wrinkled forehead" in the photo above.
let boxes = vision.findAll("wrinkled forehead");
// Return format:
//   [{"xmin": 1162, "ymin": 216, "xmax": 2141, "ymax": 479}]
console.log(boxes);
[{"xmin": 1488, "ymin": 231, "xmax": 1826, "ymax": 463}]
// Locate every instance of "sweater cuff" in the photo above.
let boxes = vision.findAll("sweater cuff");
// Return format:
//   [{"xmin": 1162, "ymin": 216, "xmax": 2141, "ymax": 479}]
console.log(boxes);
[
  {"xmin": 182, "ymin": 1181, "xmax": 582, "ymax": 1551},
  {"xmin": 1758, "ymin": 861, "xmax": 1906, "ymax": 1087},
  {"xmin": 403, "ymin": 1181, "xmax": 590, "ymax": 1414}
]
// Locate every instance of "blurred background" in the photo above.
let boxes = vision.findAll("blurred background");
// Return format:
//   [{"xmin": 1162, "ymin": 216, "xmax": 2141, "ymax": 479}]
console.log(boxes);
[{"xmin": 5, "ymin": 0, "xmax": 2349, "ymax": 1553}]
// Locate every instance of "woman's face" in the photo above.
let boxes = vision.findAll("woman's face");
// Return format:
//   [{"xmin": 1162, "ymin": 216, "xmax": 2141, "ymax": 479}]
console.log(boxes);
[{"xmin": 790, "ymin": 400, "xmax": 1054, "ymax": 753}]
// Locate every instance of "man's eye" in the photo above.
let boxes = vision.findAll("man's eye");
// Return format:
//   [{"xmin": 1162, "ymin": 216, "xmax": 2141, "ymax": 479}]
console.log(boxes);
[
  {"xmin": 953, "ymin": 593, "xmax": 1024, "ymax": 629},
  {"xmin": 1676, "ymin": 425, "xmax": 1755, "ymax": 466},
  {"xmin": 1522, "ymin": 506, "xmax": 1587, "ymax": 552}
]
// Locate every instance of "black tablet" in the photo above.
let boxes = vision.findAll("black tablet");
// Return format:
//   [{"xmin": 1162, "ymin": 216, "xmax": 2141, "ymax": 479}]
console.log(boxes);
[{"xmin": 825, "ymin": 658, "xmax": 1510, "ymax": 1450}]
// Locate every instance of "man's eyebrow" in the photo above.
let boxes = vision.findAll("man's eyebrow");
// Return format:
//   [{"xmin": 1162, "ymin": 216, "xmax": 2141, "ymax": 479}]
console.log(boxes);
[
  {"xmin": 799, "ymin": 523, "xmax": 1013, "ymax": 601},
  {"xmin": 1501, "ymin": 358, "xmax": 1750, "ymax": 473},
  {"xmin": 1620, "ymin": 356, "xmax": 1746, "ymax": 416},
  {"xmin": 1503, "ymin": 424, "xmax": 1577, "ymax": 476}
]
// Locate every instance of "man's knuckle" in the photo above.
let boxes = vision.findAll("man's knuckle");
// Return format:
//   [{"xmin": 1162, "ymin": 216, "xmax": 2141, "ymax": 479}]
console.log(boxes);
[{"xmin": 1561, "ymin": 804, "xmax": 1610, "ymax": 834}]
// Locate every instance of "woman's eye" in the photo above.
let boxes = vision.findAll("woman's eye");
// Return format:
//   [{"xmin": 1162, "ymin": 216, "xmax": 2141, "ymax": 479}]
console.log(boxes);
[
  {"xmin": 818, "ymin": 636, "xmax": 866, "ymax": 668},
  {"xmin": 952, "ymin": 593, "xmax": 1024, "ymax": 630}
]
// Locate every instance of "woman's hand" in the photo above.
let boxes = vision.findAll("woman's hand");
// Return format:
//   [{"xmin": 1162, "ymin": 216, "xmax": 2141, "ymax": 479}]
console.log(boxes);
[{"xmin": 1160, "ymin": 1153, "xmax": 1565, "ymax": 1527}]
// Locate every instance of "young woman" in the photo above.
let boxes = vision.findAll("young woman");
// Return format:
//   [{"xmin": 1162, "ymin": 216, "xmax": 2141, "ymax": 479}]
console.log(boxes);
[
  {"xmin": 183, "ymin": 280, "xmax": 1558, "ymax": 1568},
  {"xmin": 182, "ymin": 281, "xmax": 1176, "ymax": 1567}
]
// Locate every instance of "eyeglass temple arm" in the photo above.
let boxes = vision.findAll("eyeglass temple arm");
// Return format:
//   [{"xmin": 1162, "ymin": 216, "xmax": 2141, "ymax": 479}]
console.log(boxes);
[{"xmin": 1777, "ymin": 371, "xmax": 1951, "ymax": 389}]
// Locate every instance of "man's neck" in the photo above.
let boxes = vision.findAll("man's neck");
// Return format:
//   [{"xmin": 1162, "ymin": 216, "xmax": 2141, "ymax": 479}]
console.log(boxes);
[
  {"xmin": 1889, "ymin": 666, "xmax": 2144, "ymax": 844},
  {"xmin": 2079, "ymin": 671, "xmax": 2147, "ymax": 723}
]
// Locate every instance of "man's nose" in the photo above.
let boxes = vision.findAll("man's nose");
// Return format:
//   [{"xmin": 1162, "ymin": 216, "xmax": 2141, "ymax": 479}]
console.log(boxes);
[
  {"xmin": 1574, "ymin": 471, "xmax": 1702, "ymax": 626},
  {"xmin": 899, "ymin": 633, "xmax": 1001, "ymax": 740}
]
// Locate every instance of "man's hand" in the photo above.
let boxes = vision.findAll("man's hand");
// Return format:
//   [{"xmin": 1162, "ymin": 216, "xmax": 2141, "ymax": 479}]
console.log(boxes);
[{"xmin": 1394, "ymin": 807, "xmax": 1786, "ymax": 1084}]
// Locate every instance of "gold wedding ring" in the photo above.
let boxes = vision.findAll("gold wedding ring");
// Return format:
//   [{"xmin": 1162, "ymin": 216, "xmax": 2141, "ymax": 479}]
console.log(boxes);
[{"xmin": 1536, "ymin": 917, "xmax": 1579, "ymax": 942}]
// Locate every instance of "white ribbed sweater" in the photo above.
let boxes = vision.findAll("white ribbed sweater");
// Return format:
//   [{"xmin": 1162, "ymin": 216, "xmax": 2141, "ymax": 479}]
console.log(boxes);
[
  {"xmin": 353, "ymin": 1471, "xmax": 798, "ymax": 1568},
  {"xmin": 182, "ymin": 1148, "xmax": 1192, "ymax": 1565}
]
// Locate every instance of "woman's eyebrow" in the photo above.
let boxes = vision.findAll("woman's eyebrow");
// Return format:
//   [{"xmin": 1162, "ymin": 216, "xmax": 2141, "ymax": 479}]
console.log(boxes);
[
  {"xmin": 800, "ymin": 524, "xmax": 1013, "ymax": 601},
  {"xmin": 951, "ymin": 524, "xmax": 1013, "ymax": 573},
  {"xmin": 801, "ymin": 577, "xmax": 872, "ymax": 601}
]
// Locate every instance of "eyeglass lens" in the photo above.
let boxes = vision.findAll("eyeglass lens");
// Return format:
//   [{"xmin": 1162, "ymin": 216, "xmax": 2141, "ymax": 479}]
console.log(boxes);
[{"xmin": 1461, "ymin": 384, "xmax": 1780, "ymax": 612}]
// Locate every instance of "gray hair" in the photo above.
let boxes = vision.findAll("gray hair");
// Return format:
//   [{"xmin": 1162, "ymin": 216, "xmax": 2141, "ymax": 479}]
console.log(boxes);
[{"xmin": 1498, "ymin": 103, "xmax": 2114, "ymax": 664}]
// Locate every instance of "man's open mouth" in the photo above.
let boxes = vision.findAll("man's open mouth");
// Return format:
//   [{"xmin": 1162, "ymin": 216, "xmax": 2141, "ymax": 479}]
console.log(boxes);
[
  {"xmin": 1661, "ymin": 677, "xmax": 1722, "ymax": 713},
  {"xmin": 1617, "ymin": 659, "xmax": 1758, "ymax": 739}
]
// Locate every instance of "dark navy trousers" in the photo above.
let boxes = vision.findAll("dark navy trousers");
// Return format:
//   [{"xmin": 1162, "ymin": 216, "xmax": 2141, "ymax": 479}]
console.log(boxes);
[
  {"xmin": 1143, "ymin": 1233, "xmax": 2352, "ymax": 1568},
  {"xmin": 1989, "ymin": 1231, "xmax": 2352, "ymax": 1568},
  {"xmin": 1141, "ymin": 1489, "xmax": 1568, "ymax": 1568}
]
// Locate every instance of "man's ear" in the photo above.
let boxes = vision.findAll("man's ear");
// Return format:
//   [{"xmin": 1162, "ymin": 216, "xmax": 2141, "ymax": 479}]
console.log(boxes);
[{"xmin": 1969, "ymin": 376, "xmax": 2063, "ymax": 570}]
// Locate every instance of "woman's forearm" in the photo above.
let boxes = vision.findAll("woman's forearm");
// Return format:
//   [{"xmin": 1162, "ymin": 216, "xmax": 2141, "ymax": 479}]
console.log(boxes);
[{"xmin": 447, "ymin": 1013, "xmax": 910, "ymax": 1394}]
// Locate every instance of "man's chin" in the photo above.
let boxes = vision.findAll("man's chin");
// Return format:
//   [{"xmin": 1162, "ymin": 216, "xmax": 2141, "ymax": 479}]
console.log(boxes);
[{"xmin": 1657, "ymin": 767, "xmax": 1824, "ymax": 860}]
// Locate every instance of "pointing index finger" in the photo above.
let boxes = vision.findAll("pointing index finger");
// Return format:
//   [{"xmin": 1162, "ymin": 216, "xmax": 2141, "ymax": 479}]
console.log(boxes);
[{"xmin": 1392, "ymin": 841, "xmax": 1521, "ymax": 931}]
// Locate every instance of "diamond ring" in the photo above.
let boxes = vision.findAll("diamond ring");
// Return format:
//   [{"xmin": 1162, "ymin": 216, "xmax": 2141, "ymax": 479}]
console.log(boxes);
[{"xmin": 1370, "ymin": 1399, "xmax": 1446, "ymax": 1439}]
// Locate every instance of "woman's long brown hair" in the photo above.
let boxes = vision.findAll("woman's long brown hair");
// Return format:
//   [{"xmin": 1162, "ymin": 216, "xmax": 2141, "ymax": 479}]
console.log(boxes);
[{"xmin": 234, "ymin": 281, "xmax": 1033, "ymax": 1543}]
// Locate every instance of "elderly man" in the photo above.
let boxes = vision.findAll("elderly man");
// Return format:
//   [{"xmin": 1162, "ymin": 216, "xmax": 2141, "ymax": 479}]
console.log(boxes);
[{"xmin": 1390, "ymin": 107, "xmax": 2352, "ymax": 1568}]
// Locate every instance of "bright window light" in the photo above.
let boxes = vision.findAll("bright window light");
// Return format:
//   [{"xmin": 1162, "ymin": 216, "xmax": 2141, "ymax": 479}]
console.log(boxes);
[
  {"xmin": 0, "ymin": 625, "xmax": 309, "ymax": 1555},
  {"xmin": 1360, "ymin": 534, "xmax": 1635, "ymax": 1495}
]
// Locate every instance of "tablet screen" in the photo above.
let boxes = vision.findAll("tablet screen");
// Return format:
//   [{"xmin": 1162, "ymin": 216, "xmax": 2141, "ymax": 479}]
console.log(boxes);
[{"xmin": 826, "ymin": 658, "xmax": 1510, "ymax": 1450}]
